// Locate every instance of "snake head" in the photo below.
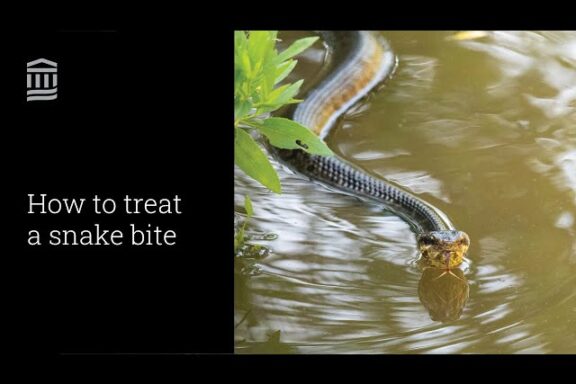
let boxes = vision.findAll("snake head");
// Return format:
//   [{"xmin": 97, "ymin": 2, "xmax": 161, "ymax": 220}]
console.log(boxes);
[{"xmin": 417, "ymin": 230, "xmax": 470, "ymax": 269}]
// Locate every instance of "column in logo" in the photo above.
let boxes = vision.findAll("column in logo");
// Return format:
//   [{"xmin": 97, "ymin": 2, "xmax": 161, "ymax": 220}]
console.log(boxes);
[{"xmin": 27, "ymin": 58, "xmax": 58, "ymax": 101}]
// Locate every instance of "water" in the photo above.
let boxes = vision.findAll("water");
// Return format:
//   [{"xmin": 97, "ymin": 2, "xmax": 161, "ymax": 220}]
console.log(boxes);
[{"xmin": 234, "ymin": 31, "xmax": 576, "ymax": 354}]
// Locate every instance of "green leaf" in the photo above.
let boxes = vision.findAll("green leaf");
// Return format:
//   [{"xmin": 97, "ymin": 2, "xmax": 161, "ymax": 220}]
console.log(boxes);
[
  {"xmin": 234, "ymin": 32, "xmax": 249, "ymax": 97},
  {"xmin": 234, "ymin": 31, "xmax": 247, "ymax": 53},
  {"xmin": 257, "ymin": 60, "xmax": 276, "ymax": 102},
  {"xmin": 247, "ymin": 31, "xmax": 277, "ymax": 79},
  {"xmin": 258, "ymin": 79, "xmax": 303, "ymax": 114},
  {"xmin": 275, "ymin": 59, "xmax": 297, "ymax": 85},
  {"xmin": 235, "ymin": 220, "xmax": 245, "ymax": 253},
  {"xmin": 252, "ymin": 117, "xmax": 333, "ymax": 156},
  {"xmin": 247, "ymin": 31, "xmax": 271, "ymax": 63},
  {"xmin": 244, "ymin": 195, "xmax": 253, "ymax": 218},
  {"xmin": 234, "ymin": 68, "xmax": 243, "ymax": 96},
  {"xmin": 261, "ymin": 41, "xmax": 279, "ymax": 94},
  {"xmin": 264, "ymin": 83, "xmax": 290, "ymax": 105},
  {"xmin": 240, "ymin": 50, "xmax": 252, "ymax": 79},
  {"xmin": 271, "ymin": 79, "xmax": 303, "ymax": 105},
  {"xmin": 235, "ymin": 98, "xmax": 253, "ymax": 121},
  {"xmin": 235, "ymin": 127, "xmax": 282, "ymax": 193},
  {"xmin": 276, "ymin": 36, "xmax": 319, "ymax": 63}
]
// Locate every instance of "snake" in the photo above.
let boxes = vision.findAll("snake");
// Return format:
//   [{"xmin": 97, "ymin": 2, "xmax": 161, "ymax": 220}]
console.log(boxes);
[{"xmin": 274, "ymin": 31, "xmax": 470, "ymax": 268}]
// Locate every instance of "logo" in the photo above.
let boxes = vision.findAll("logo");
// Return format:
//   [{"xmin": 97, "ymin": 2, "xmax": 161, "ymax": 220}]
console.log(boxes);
[{"xmin": 27, "ymin": 58, "xmax": 58, "ymax": 101}]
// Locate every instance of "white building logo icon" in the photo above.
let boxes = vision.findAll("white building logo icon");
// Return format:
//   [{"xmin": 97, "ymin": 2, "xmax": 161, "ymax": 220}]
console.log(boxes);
[{"xmin": 27, "ymin": 58, "xmax": 58, "ymax": 101}]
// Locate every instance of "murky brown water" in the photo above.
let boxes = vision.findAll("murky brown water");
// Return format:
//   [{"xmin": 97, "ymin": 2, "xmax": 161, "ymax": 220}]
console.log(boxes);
[{"xmin": 234, "ymin": 31, "xmax": 576, "ymax": 353}]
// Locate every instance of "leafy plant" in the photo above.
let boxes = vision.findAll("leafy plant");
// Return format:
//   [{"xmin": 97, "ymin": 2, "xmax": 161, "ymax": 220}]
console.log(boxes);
[
  {"xmin": 234, "ymin": 31, "xmax": 333, "ymax": 193},
  {"xmin": 234, "ymin": 195, "xmax": 253, "ymax": 254},
  {"xmin": 234, "ymin": 194, "xmax": 272, "ymax": 272}
]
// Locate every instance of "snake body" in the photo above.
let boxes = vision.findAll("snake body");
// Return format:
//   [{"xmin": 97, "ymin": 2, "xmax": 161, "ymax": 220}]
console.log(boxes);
[{"xmin": 275, "ymin": 31, "xmax": 470, "ymax": 268}]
